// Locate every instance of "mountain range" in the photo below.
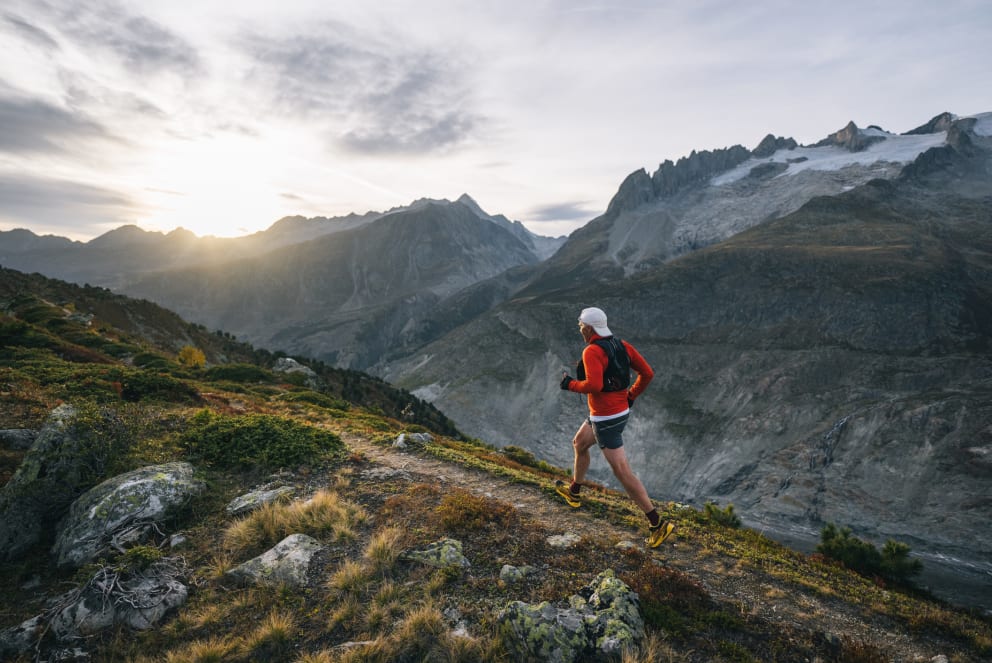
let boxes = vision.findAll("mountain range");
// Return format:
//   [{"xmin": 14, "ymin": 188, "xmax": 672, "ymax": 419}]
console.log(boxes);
[{"xmin": 2, "ymin": 111, "xmax": 990, "ymax": 611}]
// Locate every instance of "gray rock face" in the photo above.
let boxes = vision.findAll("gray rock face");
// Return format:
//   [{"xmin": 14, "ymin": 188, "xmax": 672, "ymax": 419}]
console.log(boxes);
[
  {"xmin": 226, "ymin": 533, "xmax": 323, "ymax": 587},
  {"xmin": 0, "ymin": 561, "xmax": 187, "ymax": 658},
  {"xmin": 52, "ymin": 462, "xmax": 204, "ymax": 569},
  {"xmin": 49, "ymin": 562, "xmax": 188, "ymax": 638},
  {"xmin": 401, "ymin": 537, "xmax": 471, "ymax": 571},
  {"xmin": 225, "ymin": 485, "xmax": 296, "ymax": 517},
  {"xmin": 498, "ymin": 569, "xmax": 644, "ymax": 663},
  {"xmin": 0, "ymin": 428, "xmax": 37, "ymax": 450},
  {"xmin": 0, "ymin": 405, "xmax": 86, "ymax": 561},
  {"xmin": 272, "ymin": 357, "xmax": 320, "ymax": 388}
]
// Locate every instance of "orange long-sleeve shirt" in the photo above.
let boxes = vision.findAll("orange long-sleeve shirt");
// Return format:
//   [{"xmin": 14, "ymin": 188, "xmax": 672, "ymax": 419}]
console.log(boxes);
[{"xmin": 566, "ymin": 334, "xmax": 654, "ymax": 417}]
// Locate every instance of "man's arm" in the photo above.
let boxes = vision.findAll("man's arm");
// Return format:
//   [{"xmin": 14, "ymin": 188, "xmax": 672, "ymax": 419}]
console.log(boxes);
[
  {"xmin": 625, "ymin": 341, "xmax": 654, "ymax": 400},
  {"xmin": 566, "ymin": 345, "xmax": 606, "ymax": 394}
]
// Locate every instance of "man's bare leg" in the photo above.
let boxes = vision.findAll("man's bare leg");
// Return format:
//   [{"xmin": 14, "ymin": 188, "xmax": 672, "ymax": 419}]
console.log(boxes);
[
  {"xmin": 601, "ymin": 445, "xmax": 654, "ymax": 514},
  {"xmin": 571, "ymin": 420, "xmax": 597, "ymax": 485}
]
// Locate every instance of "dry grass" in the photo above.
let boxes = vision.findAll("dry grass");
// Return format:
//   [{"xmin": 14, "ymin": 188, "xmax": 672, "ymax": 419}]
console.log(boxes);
[
  {"xmin": 223, "ymin": 489, "xmax": 367, "ymax": 552},
  {"xmin": 363, "ymin": 526, "xmax": 404, "ymax": 575},
  {"xmin": 240, "ymin": 610, "xmax": 296, "ymax": 660}
]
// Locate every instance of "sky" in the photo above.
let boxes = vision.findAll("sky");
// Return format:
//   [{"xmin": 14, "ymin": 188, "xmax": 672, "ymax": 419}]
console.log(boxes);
[{"xmin": 1, "ymin": 1, "xmax": 990, "ymax": 242}]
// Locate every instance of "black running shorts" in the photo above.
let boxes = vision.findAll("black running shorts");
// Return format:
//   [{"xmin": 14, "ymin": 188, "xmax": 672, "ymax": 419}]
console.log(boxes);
[{"xmin": 590, "ymin": 413, "xmax": 628, "ymax": 449}]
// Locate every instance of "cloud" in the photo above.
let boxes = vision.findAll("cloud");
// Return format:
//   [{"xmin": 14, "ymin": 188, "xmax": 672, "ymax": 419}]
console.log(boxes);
[
  {"xmin": 0, "ymin": 171, "xmax": 143, "ymax": 236},
  {"xmin": 34, "ymin": 0, "xmax": 200, "ymax": 77},
  {"xmin": 240, "ymin": 23, "xmax": 482, "ymax": 154},
  {"xmin": 3, "ymin": 12, "xmax": 60, "ymax": 51},
  {"xmin": 527, "ymin": 201, "xmax": 599, "ymax": 223},
  {"xmin": 0, "ymin": 90, "xmax": 117, "ymax": 155}
]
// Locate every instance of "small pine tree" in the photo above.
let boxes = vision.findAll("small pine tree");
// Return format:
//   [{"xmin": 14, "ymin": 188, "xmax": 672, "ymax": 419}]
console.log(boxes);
[{"xmin": 177, "ymin": 345, "xmax": 206, "ymax": 369}]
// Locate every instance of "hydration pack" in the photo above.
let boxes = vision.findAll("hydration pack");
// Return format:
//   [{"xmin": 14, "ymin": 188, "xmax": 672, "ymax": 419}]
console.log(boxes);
[{"xmin": 576, "ymin": 337, "xmax": 631, "ymax": 392}]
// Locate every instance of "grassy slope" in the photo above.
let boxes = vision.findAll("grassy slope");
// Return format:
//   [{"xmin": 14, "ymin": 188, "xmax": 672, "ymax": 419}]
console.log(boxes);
[{"xmin": 1, "ymin": 269, "xmax": 990, "ymax": 662}]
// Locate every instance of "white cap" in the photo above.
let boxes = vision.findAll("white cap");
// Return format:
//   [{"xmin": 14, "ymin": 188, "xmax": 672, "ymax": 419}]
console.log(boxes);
[{"xmin": 579, "ymin": 307, "xmax": 612, "ymax": 336}]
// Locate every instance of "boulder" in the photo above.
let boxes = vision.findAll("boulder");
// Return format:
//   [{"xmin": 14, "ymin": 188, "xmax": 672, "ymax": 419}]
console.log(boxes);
[
  {"xmin": 401, "ymin": 537, "xmax": 470, "ymax": 571},
  {"xmin": 0, "ymin": 405, "xmax": 92, "ymax": 561},
  {"xmin": 272, "ymin": 357, "xmax": 320, "ymax": 388},
  {"xmin": 226, "ymin": 533, "xmax": 322, "ymax": 587},
  {"xmin": 0, "ymin": 428, "xmax": 37, "ymax": 450},
  {"xmin": 49, "ymin": 561, "xmax": 188, "ymax": 638},
  {"xmin": 52, "ymin": 462, "xmax": 204, "ymax": 569},
  {"xmin": 498, "ymin": 569, "xmax": 644, "ymax": 663},
  {"xmin": 225, "ymin": 485, "xmax": 296, "ymax": 517},
  {"xmin": 0, "ymin": 561, "xmax": 187, "ymax": 658}
]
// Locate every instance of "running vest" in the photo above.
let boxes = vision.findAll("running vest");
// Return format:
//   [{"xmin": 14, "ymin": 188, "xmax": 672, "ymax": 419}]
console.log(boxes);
[{"xmin": 576, "ymin": 337, "xmax": 631, "ymax": 392}]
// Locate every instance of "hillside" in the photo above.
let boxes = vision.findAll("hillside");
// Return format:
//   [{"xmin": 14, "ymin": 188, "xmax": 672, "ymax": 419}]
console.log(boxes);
[
  {"xmin": 384, "ymin": 115, "xmax": 992, "ymax": 611},
  {"xmin": 1, "ymin": 267, "xmax": 990, "ymax": 662}
]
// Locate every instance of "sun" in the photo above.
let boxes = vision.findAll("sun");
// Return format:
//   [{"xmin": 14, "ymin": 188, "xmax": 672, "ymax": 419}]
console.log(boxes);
[{"xmin": 134, "ymin": 132, "xmax": 289, "ymax": 238}]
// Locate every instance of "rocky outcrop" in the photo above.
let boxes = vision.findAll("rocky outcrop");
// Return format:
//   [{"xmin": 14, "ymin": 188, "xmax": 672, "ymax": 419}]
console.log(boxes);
[
  {"xmin": 0, "ymin": 405, "xmax": 96, "ymax": 561},
  {"xmin": 0, "ymin": 428, "xmax": 37, "ymax": 450},
  {"xmin": 752, "ymin": 134, "xmax": 798, "ymax": 158},
  {"xmin": 814, "ymin": 120, "xmax": 886, "ymax": 152},
  {"xmin": 401, "ymin": 537, "xmax": 471, "ymax": 571},
  {"xmin": 650, "ymin": 145, "xmax": 751, "ymax": 198},
  {"xmin": 225, "ymin": 484, "xmax": 296, "ymax": 517},
  {"xmin": 226, "ymin": 533, "xmax": 323, "ymax": 587},
  {"xmin": 52, "ymin": 462, "xmax": 205, "ymax": 569},
  {"xmin": 0, "ymin": 559, "xmax": 187, "ymax": 658},
  {"xmin": 272, "ymin": 357, "xmax": 320, "ymax": 389},
  {"xmin": 904, "ymin": 111, "xmax": 956, "ymax": 135},
  {"xmin": 498, "ymin": 569, "xmax": 644, "ymax": 662}
]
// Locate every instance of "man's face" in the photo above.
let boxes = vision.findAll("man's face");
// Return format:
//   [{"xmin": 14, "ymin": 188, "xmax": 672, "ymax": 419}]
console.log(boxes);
[{"xmin": 578, "ymin": 321, "xmax": 595, "ymax": 342}]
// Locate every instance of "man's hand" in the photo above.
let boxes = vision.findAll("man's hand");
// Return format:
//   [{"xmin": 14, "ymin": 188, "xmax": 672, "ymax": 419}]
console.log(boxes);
[{"xmin": 560, "ymin": 373, "xmax": 574, "ymax": 390}]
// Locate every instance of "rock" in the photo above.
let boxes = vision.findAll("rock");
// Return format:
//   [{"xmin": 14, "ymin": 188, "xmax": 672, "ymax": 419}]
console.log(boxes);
[
  {"xmin": 0, "ymin": 405, "xmax": 98, "ymax": 561},
  {"xmin": 52, "ymin": 462, "xmax": 205, "ymax": 569},
  {"xmin": 0, "ymin": 615, "xmax": 44, "ymax": 659},
  {"xmin": 226, "ymin": 533, "xmax": 322, "ymax": 587},
  {"xmin": 272, "ymin": 357, "xmax": 320, "ymax": 388},
  {"xmin": 500, "ymin": 564, "xmax": 537, "ymax": 584},
  {"xmin": 0, "ymin": 428, "xmax": 37, "ymax": 450},
  {"xmin": 401, "ymin": 537, "xmax": 471, "ymax": 571},
  {"xmin": 752, "ymin": 134, "xmax": 798, "ymax": 158},
  {"xmin": 225, "ymin": 485, "xmax": 296, "ymax": 517},
  {"xmin": 394, "ymin": 432, "xmax": 433, "ymax": 449},
  {"xmin": 0, "ymin": 560, "xmax": 189, "ymax": 658},
  {"xmin": 498, "ymin": 570, "xmax": 643, "ymax": 663},
  {"xmin": 547, "ymin": 533, "xmax": 582, "ymax": 549},
  {"xmin": 49, "ymin": 560, "xmax": 188, "ymax": 639}
]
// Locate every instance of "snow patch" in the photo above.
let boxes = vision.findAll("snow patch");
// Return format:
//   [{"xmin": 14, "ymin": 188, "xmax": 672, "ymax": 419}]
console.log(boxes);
[
  {"xmin": 970, "ymin": 111, "xmax": 992, "ymax": 136},
  {"xmin": 711, "ymin": 132, "xmax": 947, "ymax": 187}
]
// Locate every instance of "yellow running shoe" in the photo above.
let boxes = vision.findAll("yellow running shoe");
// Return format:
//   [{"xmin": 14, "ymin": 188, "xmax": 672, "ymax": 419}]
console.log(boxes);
[
  {"xmin": 647, "ymin": 521, "xmax": 675, "ymax": 548},
  {"xmin": 554, "ymin": 480, "xmax": 581, "ymax": 508}
]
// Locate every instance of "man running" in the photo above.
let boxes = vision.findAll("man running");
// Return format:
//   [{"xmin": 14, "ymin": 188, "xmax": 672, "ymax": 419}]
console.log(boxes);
[{"xmin": 557, "ymin": 306, "xmax": 674, "ymax": 547}]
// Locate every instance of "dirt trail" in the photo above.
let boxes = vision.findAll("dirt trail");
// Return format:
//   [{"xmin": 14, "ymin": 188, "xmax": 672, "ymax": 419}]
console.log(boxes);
[{"xmin": 339, "ymin": 432, "xmax": 947, "ymax": 661}]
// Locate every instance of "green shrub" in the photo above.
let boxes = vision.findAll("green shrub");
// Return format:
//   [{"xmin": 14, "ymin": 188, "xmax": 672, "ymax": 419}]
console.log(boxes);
[
  {"xmin": 502, "ymin": 445, "xmax": 540, "ymax": 468},
  {"xmin": 132, "ymin": 352, "xmax": 173, "ymax": 371},
  {"xmin": 120, "ymin": 371, "xmax": 201, "ymax": 404},
  {"xmin": 203, "ymin": 363, "xmax": 275, "ymax": 383},
  {"xmin": 817, "ymin": 523, "xmax": 922, "ymax": 584},
  {"xmin": 179, "ymin": 410, "xmax": 344, "ymax": 470},
  {"xmin": 703, "ymin": 501, "xmax": 742, "ymax": 528},
  {"xmin": 280, "ymin": 391, "xmax": 350, "ymax": 410}
]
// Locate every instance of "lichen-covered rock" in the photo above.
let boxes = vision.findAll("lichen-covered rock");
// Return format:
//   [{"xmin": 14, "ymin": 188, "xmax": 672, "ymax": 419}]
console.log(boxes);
[
  {"xmin": 52, "ymin": 462, "xmax": 204, "ymax": 569},
  {"xmin": 500, "ymin": 564, "xmax": 536, "ymax": 584},
  {"xmin": 226, "ymin": 533, "xmax": 322, "ymax": 587},
  {"xmin": 0, "ymin": 405, "xmax": 92, "ymax": 561},
  {"xmin": 49, "ymin": 562, "xmax": 188, "ymax": 639},
  {"xmin": 272, "ymin": 357, "xmax": 320, "ymax": 388},
  {"xmin": 225, "ymin": 485, "xmax": 295, "ymax": 517},
  {"xmin": 1, "ymin": 561, "xmax": 187, "ymax": 658},
  {"xmin": 0, "ymin": 428, "xmax": 37, "ymax": 450},
  {"xmin": 498, "ymin": 569, "xmax": 643, "ymax": 662},
  {"xmin": 401, "ymin": 537, "xmax": 470, "ymax": 571}
]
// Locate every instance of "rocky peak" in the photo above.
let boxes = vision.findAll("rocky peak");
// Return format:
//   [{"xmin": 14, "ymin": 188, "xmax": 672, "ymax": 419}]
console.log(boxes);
[
  {"xmin": 904, "ymin": 111, "xmax": 956, "ymax": 135},
  {"xmin": 752, "ymin": 134, "xmax": 798, "ymax": 158},
  {"xmin": 650, "ymin": 145, "xmax": 751, "ymax": 198},
  {"xmin": 605, "ymin": 168, "xmax": 654, "ymax": 216},
  {"xmin": 814, "ymin": 121, "xmax": 886, "ymax": 152}
]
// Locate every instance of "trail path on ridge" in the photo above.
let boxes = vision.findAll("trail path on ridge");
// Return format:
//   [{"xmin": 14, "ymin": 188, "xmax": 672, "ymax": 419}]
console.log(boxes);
[{"xmin": 339, "ymin": 431, "xmax": 946, "ymax": 661}]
